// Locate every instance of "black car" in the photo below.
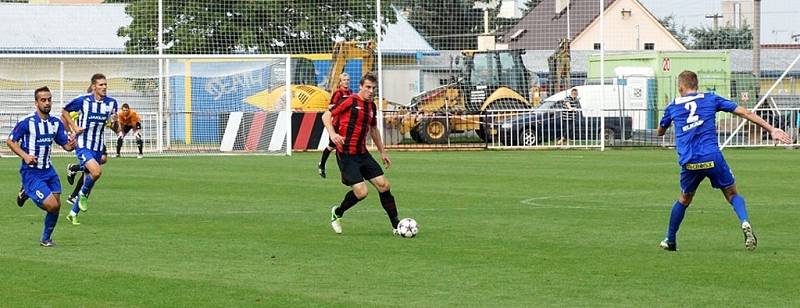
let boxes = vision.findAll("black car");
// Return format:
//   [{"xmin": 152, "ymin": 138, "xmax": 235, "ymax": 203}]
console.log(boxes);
[{"xmin": 495, "ymin": 100, "xmax": 633, "ymax": 146}]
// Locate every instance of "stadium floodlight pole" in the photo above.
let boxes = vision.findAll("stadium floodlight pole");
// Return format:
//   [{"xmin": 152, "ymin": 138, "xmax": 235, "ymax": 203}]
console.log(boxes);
[
  {"xmin": 376, "ymin": 0, "xmax": 385, "ymax": 142},
  {"xmin": 720, "ymin": 52, "xmax": 800, "ymax": 149},
  {"xmin": 599, "ymin": 0, "xmax": 606, "ymax": 151}
]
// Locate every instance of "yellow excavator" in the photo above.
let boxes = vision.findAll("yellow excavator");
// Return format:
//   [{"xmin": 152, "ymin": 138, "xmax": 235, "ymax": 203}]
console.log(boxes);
[
  {"xmin": 389, "ymin": 49, "xmax": 536, "ymax": 144},
  {"xmin": 245, "ymin": 40, "xmax": 376, "ymax": 111}
]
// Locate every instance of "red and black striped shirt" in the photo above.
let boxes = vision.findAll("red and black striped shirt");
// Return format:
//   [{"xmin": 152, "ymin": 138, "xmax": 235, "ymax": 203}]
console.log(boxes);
[
  {"xmin": 329, "ymin": 87, "xmax": 352, "ymax": 110},
  {"xmin": 330, "ymin": 94, "xmax": 377, "ymax": 154}
]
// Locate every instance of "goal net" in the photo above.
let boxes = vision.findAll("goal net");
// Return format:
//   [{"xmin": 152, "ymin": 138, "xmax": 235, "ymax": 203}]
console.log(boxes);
[
  {"xmin": 0, "ymin": 54, "xmax": 291, "ymax": 157},
  {"xmin": 2, "ymin": 1, "xmax": 798, "ymax": 152}
]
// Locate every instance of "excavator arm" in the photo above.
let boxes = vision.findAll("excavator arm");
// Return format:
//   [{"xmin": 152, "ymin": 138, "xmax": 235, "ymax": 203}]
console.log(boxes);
[
  {"xmin": 327, "ymin": 40, "xmax": 376, "ymax": 93},
  {"xmin": 547, "ymin": 38, "xmax": 571, "ymax": 94}
]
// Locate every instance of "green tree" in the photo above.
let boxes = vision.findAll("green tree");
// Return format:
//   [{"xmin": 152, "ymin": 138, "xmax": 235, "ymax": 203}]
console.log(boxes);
[
  {"xmin": 392, "ymin": 0, "xmax": 484, "ymax": 50},
  {"xmin": 658, "ymin": 14, "xmax": 690, "ymax": 47},
  {"xmin": 115, "ymin": 0, "xmax": 395, "ymax": 54},
  {"xmin": 688, "ymin": 25, "xmax": 753, "ymax": 49},
  {"xmin": 521, "ymin": 0, "xmax": 543, "ymax": 15}
]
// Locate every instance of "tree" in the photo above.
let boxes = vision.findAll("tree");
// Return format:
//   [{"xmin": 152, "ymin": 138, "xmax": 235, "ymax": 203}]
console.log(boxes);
[
  {"xmin": 115, "ymin": 0, "xmax": 396, "ymax": 54},
  {"xmin": 658, "ymin": 15, "xmax": 753, "ymax": 50},
  {"xmin": 392, "ymin": 0, "xmax": 484, "ymax": 50},
  {"xmin": 521, "ymin": 0, "xmax": 543, "ymax": 15},
  {"xmin": 688, "ymin": 25, "xmax": 753, "ymax": 49},
  {"xmin": 658, "ymin": 15, "xmax": 689, "ymax": 47}
]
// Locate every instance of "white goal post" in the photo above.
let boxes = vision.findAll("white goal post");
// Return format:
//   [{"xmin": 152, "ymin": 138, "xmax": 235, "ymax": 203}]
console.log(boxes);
[{"xmin": 0, "ymin": 53, "xmax": 292, "ymax": 157}]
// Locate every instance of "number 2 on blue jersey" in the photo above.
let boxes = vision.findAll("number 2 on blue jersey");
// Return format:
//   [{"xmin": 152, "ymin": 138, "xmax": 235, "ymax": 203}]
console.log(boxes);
[{"xmin": 684, "ymin": 101, "xmax": 699, "ymax": 123}]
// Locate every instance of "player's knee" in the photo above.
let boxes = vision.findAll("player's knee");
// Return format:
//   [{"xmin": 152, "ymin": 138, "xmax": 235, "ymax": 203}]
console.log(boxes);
[
  {"xmin": 725, "ymin": 193, "xmax": 740, "ymax": 203},
  {"xmin": 376, "ymin": 180, "xmax": 390, "ymax": 193},
  {"xmin": 722, "ymin": 186, "xmax": 738, "ymax": 202},
  {"xmin": 43, "ymin": 198, "xmax": 60, "ymax": 213},
  {"xmin": 678, "ymin": 194, "xmax": 693, "ymax": 206},
  {"xmin": 353, "ymin": 187, "xmax": 369, "ymax": 199},
  {"xmin": 48, "ymin": 203, "xmax": 60, "ymax": 214}
]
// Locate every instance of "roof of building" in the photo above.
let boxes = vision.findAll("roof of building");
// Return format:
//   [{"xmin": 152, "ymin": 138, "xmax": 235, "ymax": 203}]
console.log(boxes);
[
  {"xmin": 379, "ymin": 7, "xmax": 436, "ymax": 55},
  {"xmin": 504, "ymin": 0, "xmax": 616, "ymax": 50}
]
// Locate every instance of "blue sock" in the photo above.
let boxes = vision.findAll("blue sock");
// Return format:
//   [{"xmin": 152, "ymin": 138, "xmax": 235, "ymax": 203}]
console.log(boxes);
[
  {"xmin": 666, "ymin": 201, "xmax": 688, "ymax": 243},
  {"xmin": 81, "ymin": 174, "xmax": 95, "ymax": 196},
  {"xmin": 71, "ymin": 200, "xmax": 80, "ymax": 215},
  {"xmin": 42, "ymin": 212, "xmax": 58, "ymax": 242},
  {"xmin": 729, "ymin": 195, "xmax": 749, "ymax": 223}
]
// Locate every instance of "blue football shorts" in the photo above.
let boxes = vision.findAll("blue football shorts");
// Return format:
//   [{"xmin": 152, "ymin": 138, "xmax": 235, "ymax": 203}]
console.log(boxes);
[
  {"xmin": 679, "ymin": 152, "xmax": 735, "ymax": 194},
  {"xmin": 76, "ymin": 147, "xmax": 104, "ymax": 168},
  {"xmin": 21, "ymin": 168, "xmax": 61, "ymax": 205}
]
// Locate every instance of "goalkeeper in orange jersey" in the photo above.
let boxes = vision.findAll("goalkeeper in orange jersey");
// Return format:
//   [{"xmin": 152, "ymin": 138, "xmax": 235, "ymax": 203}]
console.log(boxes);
[{"xmin": 112, "ymin": 103, "xmax": 143, "ymax": 159}]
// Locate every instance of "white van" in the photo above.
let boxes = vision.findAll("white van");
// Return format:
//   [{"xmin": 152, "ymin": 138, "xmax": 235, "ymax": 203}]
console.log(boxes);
[{"xmin": 543, "ymin": 76, "xmax": 654, "ymax": 130}]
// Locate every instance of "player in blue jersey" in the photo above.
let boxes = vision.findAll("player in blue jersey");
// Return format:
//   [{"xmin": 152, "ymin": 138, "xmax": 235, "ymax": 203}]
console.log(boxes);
[
  {"xmin": 61, "ymin": 73, "xmax": 118, "ymax": 225},
  {"xmin": 6, "ymin": 86, "xmax": 75, "ymax": 247},
  {"xmin": 656, "ymin": 70, "xmax": 792, "ymax": 251}
]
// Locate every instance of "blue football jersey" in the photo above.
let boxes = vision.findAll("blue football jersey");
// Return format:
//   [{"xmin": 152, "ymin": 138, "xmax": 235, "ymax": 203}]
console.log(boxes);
[
  {"xmin": 64, "ymin": 94, "xmax": 118, "ymax": 151},
  {"xmin": 659, "ymin": 92, "xmax": 738, "ymax": 165},
  {"xmin": 8, "ymin": 113, "xmax": 70, "ymax": 170}
]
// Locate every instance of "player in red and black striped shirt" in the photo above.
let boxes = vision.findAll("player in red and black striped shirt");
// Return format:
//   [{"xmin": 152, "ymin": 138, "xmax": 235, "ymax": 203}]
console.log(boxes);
[
  {"xmin": 322, "ymin": 73, "xmax": 401, "ymax": 235},
  {"xmin": 318, "ymin": 73, "xmax": 352, "ymax": 178}
]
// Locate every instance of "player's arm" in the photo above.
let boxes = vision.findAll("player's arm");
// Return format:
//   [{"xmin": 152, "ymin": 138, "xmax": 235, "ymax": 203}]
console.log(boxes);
[
  {"xmin": 61, "ymin": 109, "xmax": 81, "ymax": 135},
  {"xmin": 656, "ymin": 105, "xmax": 673, "ymax": 136},
  {"xmin": 329, "ymin": 90, "xmax": 341, "ymax": 106},
  {"xmin": 62, "ymin": 98, "xmax": 83, "ymax": 135},
  {"xmin": 368, "ymin": 125, "xmax": 391, "ymax": 168},
  {"xmin": 55, "ymin": 122, "xmax": 76, "ymax": 152},
  {"xmin": 656, "ymin": 126, "xmax": 669, "ymax": 136},
  {"xmin": 6, "ymin": 139, "xmax": 36, "ymax": 165},
  {"xmin": 132, "ymin": 111, "xmax": 142, "ymax": 129},
  {"xmin": 732, "ymin": 106, "xmax": 792, "ymax": 143},
  {"xmin": 131, "ymin": 111, "xmax": 142, "ymax": 137},
  {"xmin": 62, "ymin": 137, "xmax": 76, "ymax": 151},
  {"xmin": 323, "ymin": 98, "xmax": 352, "ymax": 145},
  {"xmin": 6, "ymin": 123, "xmax": 37, "ymax": 165},
  {"xmin": 322, "ymin": 110, "xmax": 341, "ymax": 145}
]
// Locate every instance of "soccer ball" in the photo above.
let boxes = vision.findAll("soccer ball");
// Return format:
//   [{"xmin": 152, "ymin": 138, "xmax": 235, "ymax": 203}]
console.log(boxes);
[{"xmin": 396, "ymin": 218, "xmax": 418, "ymax": 238}]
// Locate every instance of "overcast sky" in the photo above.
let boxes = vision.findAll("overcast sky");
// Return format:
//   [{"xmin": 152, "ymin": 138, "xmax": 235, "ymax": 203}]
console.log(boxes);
[{"xmin": 638, "ymin": 0, "xmax": 800, "ymax": 43}]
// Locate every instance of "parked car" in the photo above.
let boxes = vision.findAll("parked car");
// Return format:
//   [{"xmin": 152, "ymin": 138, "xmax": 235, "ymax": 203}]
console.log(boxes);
[{"xmin": 496, "ymin": 99, "xmax": 633, "ymax": 146}]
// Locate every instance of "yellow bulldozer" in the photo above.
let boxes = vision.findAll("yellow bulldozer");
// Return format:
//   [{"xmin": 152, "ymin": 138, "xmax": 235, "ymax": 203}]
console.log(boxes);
[
  {"xmin": 245, "ymin": 40, "xmax": 375, "ymax": 112},
  {"xmin": 390, "ymin": 49, "xmax": 537, "ymax": 144}
]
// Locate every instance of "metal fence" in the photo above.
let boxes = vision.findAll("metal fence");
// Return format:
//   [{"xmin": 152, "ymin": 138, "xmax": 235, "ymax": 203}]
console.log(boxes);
[{"xmin": 380, "ymin": 106, "xmax": 800, "ymax": 150}]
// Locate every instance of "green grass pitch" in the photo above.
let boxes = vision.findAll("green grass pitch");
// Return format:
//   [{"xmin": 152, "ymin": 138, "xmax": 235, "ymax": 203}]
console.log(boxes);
[{"xmin": 1, "ymin": 149, "xmax": 798, "ymax": 306}]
